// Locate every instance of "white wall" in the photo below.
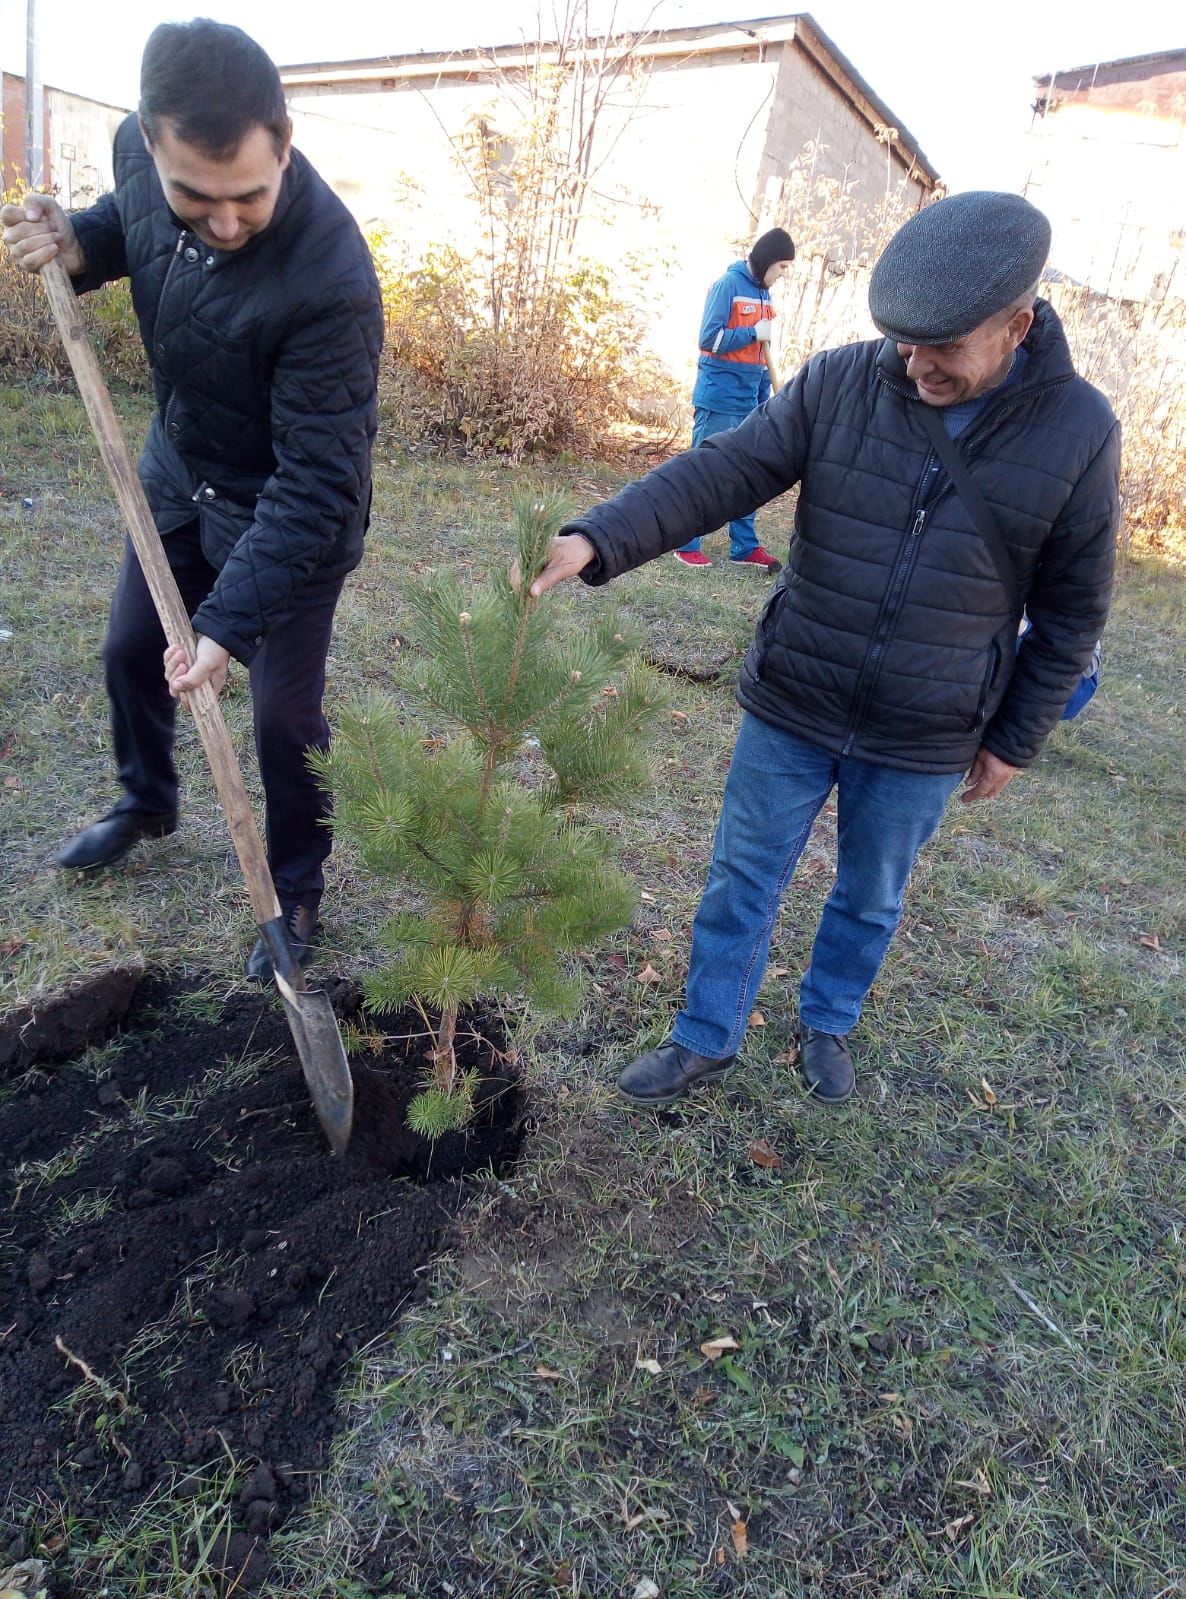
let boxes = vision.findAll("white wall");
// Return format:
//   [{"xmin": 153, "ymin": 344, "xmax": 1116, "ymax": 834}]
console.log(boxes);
[
  {"xmin": 287, "ymin": 45, "xmax": 925, "ymax": 388},
  {"xmin": 1025, "ymin": 100, "xmax": 1186, "ymax": 300},
  {"xmin": 48, "ymin": 88, "xmax": 126, "ymax": 205}
]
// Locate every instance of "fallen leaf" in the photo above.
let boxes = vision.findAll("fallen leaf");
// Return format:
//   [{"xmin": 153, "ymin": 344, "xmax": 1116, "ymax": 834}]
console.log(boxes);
[
  {"xmin": 636, "ymin": 963, "xmax": 662, "ymax": 985},
  {"xmin": 731, "ymin": 1518, "xmax": 748, "ymax": 1557},
  {"xmin": 651, "ymin": 927, "xmax": 673, "ymax": 944},
  {"xmin": 700, "ymin": 1335, "xmax": 740, "ymax": 1360},
  {"xmin": 1138, "ymin": 932, "xmax": 1162, "ymax": 951},
  {"xmin": 670, "ymin": 709, "xmax": 689, "ymax": 722},
  {"xmin": 748, "ymin": 1138, "xmax": 782, "ymax": 1170},
  {"xmin": 2, "ymin": 776, "xmax": 20, "ymax": 790},
  {"xmin": 894, "ymin": 1413, "xmax": 914, "ymax": 1440},
  {"xmin": 767, "ymin": 965, "xmax": 790, "ymax": 979},
  {"xmin": 953, "ymin": 1466, "xmax": 993, "ymax": 1498},
  {"xmin": 632, "ymin": 1580, "xmax": 661, "ymax": 1599},
  {"xmin": 0, "ymin": 1566, "xmax": 48, "ymax": 1599},
  {"xmin": 979, "ymin": 1077, "xmax": 998, "ymax": 1106},
  {"xmin": 625, "ymin": 1507, "xmax": 669, "ymax": 1531},
  {"xmin": 748, "ymin": 1009, "xmax": 766, "ymax": 1027},
  {"xmin": 772, "ymin": 1049, "xmax": 798, "ymax": 1067},
  {"xmin": 944, "ymin": 1512, "xmax": 976, "ymax": 1541},
  {"xmin": 533, "ymin": 1365, "xmax": 563, "ymax": 1380},
  {"xmin": 605, "ymin": 953, "xmax": 628, "ymax": 973},
  {"xmin": 635, "ymin": 1357, "xmax": 663, "ymax": 1375},
  {"xmin": 640, "ymin": 889, "xmax": 656, "ymax": 902}
]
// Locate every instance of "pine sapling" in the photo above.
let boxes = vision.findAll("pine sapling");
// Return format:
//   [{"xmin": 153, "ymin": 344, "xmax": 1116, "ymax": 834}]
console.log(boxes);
[{"xmin": 315, "ymin": 493, "xmax": 665, "ymax": 1137}]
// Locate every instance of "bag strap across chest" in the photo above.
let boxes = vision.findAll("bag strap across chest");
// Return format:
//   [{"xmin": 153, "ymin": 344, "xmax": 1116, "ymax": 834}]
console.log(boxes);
[{"xmin": 915, "ymin": 402, "xmax": 1022, "ymax": 624}]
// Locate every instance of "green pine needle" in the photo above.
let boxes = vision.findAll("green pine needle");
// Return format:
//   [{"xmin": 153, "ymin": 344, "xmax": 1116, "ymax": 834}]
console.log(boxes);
[{"xmin": 320, "ymin": 493, "xmax": 666, "ymax": 1136}]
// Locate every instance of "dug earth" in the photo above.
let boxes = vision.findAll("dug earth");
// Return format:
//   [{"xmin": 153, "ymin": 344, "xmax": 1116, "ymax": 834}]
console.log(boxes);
[{"xmin": 0, "ymin": 973, "xmax": 523, "ymax": 1592}]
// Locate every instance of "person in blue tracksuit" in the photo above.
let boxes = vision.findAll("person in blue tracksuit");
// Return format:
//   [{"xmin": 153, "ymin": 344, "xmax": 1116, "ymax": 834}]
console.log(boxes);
[{"xmin": 676, "ymin": 226, "xmax": 796, "ymax": 571}]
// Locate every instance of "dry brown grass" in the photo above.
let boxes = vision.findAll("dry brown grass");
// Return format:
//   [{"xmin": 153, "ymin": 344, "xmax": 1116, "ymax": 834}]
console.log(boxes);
[{"xmin": 1047, "ymin": 275, "xmax": 1186, "ymax": 557}]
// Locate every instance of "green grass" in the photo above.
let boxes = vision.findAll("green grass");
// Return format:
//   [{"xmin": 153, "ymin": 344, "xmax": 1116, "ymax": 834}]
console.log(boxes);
[{"xmin": 2, "ymin": 382, "xmax": 1185, "ymax": 1596}]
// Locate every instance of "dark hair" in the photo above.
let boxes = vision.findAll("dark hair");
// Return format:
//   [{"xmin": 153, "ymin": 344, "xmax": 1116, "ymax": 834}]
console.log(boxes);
[{"xmin": 139, "ymin": 18, "xmax": 290, "ymax": 159}]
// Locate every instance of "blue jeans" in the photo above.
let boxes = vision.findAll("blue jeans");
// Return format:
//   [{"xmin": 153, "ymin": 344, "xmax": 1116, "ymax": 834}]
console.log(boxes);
[
  {"xmin": 679, "ymin": 406, "xmax": 759, "ymax": 558},
  {"xmin": 671, "ymin": 715, "xmax": 964, "ymax": 1057}
]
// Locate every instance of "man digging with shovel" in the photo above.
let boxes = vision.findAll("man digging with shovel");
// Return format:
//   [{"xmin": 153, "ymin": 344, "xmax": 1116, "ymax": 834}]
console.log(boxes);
[{"xmin": 2, "ymin": 18, "xmax": 383, "ymax": 983}]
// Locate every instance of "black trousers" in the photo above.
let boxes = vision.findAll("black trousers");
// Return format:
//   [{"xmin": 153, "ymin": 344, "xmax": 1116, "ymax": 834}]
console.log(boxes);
[{"xmin": 102, "ymin": 520, "xmax": 346, "ymax": 909}]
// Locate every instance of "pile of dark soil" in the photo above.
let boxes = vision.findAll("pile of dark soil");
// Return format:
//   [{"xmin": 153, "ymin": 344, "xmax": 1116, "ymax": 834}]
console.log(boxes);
[{"xmin": 0, "ymin": 973, "xmax": 523, "ymax": 1590}]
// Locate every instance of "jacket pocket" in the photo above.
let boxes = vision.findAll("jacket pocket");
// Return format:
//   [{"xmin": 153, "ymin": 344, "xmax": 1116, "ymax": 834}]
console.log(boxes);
[
  {"xmin": 196, "ymin": 488, "xmax": 254, "ymax": 570},
  {"xmin": 753, "ymin": 580, "xmax": 790, "ymax": 681},
  {"xmin": 968, "ymin": 639, "xmax": 1003, "ymax": 731}
]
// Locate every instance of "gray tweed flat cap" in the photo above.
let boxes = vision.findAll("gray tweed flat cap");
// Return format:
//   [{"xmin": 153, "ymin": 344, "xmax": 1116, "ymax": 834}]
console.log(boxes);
[{"xmin": 869, "ymin": 191, "xmax": 1051, "ymax": 345}]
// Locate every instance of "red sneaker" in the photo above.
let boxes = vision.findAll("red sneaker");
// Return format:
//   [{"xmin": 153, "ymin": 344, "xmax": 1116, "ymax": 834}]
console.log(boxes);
[
  {"xmin": 730, "ymin": 547, "xmax": 782, "ymax": 573},
  {"xmin": 674, "ymin": 550, "xmax": 713, "ymax": 567}
]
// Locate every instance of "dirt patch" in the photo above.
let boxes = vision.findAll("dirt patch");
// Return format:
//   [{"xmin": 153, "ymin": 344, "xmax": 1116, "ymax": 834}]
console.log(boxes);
[
  {"xmin": 0, "ymin": 963, "xmax": 144, "ymax": 1075},
  {"xmin": 0, "ymin": 975, "xmax": 523, "ymax": 1590}
]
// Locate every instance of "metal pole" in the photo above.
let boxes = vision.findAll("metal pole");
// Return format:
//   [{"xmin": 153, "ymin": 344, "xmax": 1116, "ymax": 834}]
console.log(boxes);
[{"xmin": 26, "ymin": 0, "xmax": 45, "ymax": 190}]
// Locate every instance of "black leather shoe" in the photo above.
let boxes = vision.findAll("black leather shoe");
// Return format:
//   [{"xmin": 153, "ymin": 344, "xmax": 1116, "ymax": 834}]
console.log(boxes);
[
  {"xmin": 798, "ymin": 1025, "xmax": 856, "ymax": 1103},
  {"xmin": 56, "ymin": 809, "xmax": 177, "ymax": 871},
  {"xmin": 245, "ymin": 904, "xmax": 320, "ymax": 984},
  {"xmin": 616, "ymin": 1039, "xmax": 736, "ymax": 1106}
]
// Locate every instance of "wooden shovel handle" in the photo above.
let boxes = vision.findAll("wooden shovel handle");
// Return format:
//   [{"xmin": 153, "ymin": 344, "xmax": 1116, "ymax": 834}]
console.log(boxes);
[
  {"xmin": 763, "ymin": 343, "xmax": 782, "ymax": 394},
  {"xmin": 41, "ymin": 256, "xmax": 281, "ymax": 926}
]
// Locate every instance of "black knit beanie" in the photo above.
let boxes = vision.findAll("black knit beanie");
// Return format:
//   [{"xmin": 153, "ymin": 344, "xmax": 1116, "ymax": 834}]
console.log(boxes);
[{"xmin": 748, "ymin": 227, "xmax": 796, "ymax": 284}]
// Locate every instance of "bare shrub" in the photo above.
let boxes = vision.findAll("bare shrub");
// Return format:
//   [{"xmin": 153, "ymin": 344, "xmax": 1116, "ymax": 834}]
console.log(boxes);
[
  {"xmin": 1046, "ymin": 267, "xmax": 1186, "ymax": 557},
  {"xmin": 372, "ymin": 9, "xmax": 677, "ymax": 460},
  {"xmin": 371, "ymin": 232, "xmax": 660, "ymax": 459},
  {"xmin": 0, "ymin": 187, "xmax": 145, "ymax": 389},
  {"xmin": 761, "ymin": 141, "xmax": 927, "ymax": 372}
]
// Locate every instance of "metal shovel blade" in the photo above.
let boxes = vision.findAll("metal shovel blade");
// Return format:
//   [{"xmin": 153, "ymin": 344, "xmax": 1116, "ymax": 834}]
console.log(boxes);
[
  {"xmin": 260, "ymin": 918, "xmax": 354, "ymax": 1156},
  {"xmin": 277, "ymin": 982, "xmax": 355, "ymax": 1157}
]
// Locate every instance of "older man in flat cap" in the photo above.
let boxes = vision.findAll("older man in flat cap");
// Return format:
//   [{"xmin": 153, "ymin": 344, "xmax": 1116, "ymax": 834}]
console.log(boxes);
[{"xmin": 527, "ymin": 191, "xmax": 1119, "ymax": 1108}]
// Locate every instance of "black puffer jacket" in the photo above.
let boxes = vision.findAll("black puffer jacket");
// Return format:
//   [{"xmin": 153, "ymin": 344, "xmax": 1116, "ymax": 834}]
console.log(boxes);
[
  {"xmin": 566, "ymin": 300, "xmax": 1119, "ymax": 773},
  {"xmin": 70, "ymin": 114, "xmax": 384, "ymax": 664}
]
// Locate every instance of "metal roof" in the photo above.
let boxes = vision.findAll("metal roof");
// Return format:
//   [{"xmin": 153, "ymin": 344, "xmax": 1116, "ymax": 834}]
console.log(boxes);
[
  {"xmin": 1034, "ymin": 47, "xmax": 1186, "ymax": 92},
  {"xmin": 278, "ymin": 11, "xmax": 939, "ymax": 186}
]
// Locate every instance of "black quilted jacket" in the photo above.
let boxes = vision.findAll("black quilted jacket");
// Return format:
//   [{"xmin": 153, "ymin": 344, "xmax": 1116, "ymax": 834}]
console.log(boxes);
[
  {"xmin": 567, "ymin": 300, "xmax": 1119, "ymax": 773},
  {"xmin": 70, "ymin": 114, "xmax": 384, "ymax": 664}
]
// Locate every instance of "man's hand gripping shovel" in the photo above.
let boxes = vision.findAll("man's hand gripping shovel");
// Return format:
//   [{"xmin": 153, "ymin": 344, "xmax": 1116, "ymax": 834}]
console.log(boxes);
[{"xmin": 40, "ymin": 257, "xmax": 353, "ymax": 1156}]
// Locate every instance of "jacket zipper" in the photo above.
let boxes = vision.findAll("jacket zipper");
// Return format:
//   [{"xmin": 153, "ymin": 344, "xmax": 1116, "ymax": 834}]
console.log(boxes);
[
  {"xmin": 159, "ymin": 232, "xmax": 187, "ymax": 440},
  {"xmin": 840, "ymin": 495, "xmax": 929, "ymax": 754},
  {"xmin": 970, "ymin": 640, "xmax": 1001, "ymax": 732},
  {"xmin": 836, "ymin": 373, "xmax": 1075, "ymax": 754}
]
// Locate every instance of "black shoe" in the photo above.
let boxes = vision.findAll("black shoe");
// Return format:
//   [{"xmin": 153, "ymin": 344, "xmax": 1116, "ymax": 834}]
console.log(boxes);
[
  {"xmin": 616, "ymin": 1039, "xmax": 736, "ymax": 1106},
  {"xmin": 245, "ymin": 904, "xmax": 320, "ymax": 984},
  {"xmin": 56, "ymin": 809, "xmax": 177, "ymax": 871},
  {"xmin": 798, "ymin": 1025, "xmax": 856, "ymax": 1103}
]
